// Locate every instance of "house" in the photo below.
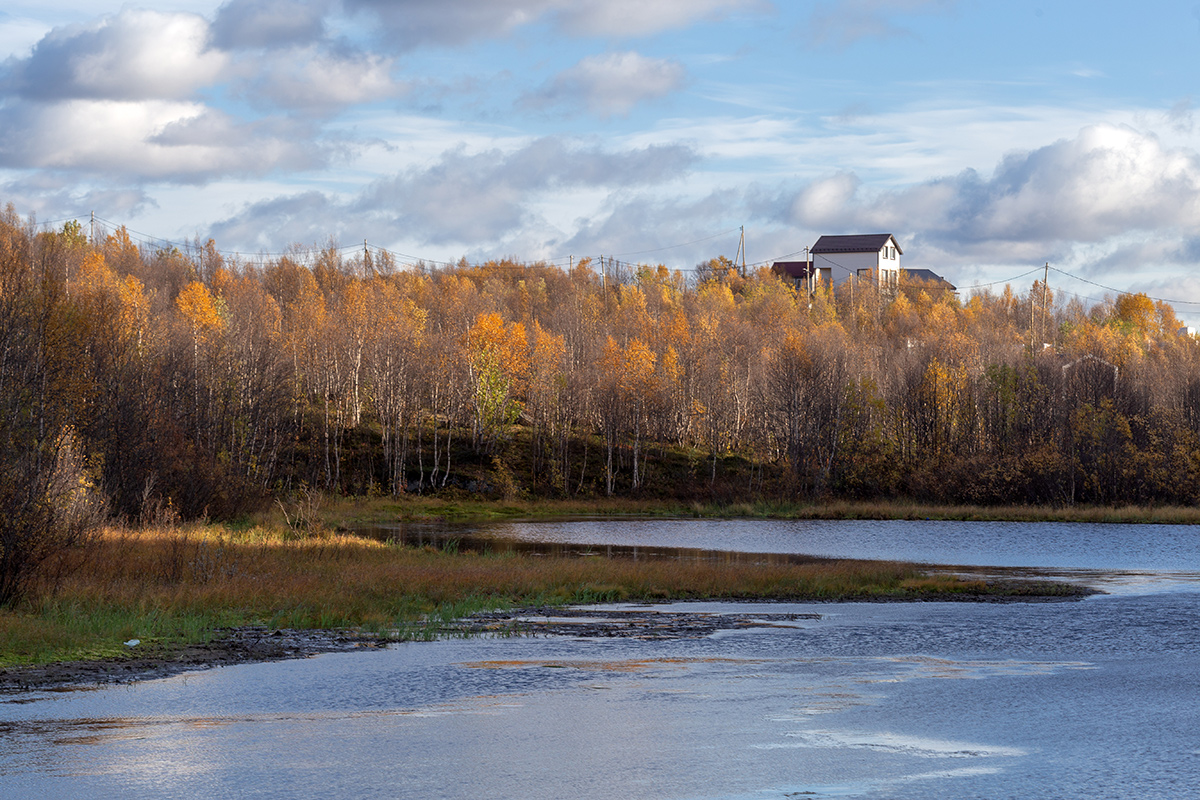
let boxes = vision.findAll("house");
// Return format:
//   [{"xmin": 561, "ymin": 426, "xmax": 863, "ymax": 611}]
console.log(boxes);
[
  {"xmin": 770, "ymin": 259, "xmax": 831, "ymax": 292},
  {"xmin": 811, "ymin": 233, "xmax": 902, "ymax": 292},
  {"xmin": 900, "ymin": 268, "xmax": 956, "ymax": 297},
  {"xmin": 772, "ymin": 233, "xmax": 902, "ymax": 293}
]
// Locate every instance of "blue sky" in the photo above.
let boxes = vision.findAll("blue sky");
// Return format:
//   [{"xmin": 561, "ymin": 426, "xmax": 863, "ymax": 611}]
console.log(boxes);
[{"xmin": 2, "ymin": 1, "xmax": 1199, "ymax": 319}]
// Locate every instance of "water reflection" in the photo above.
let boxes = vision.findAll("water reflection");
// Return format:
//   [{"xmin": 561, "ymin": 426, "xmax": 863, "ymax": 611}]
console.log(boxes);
[
  {"xmin": 365, "ymin": 518, "xmax": 1200, "ymax": 593},
  {"xmin": 480, "ymin": 517, "xmax": 1200, "ymax": 573},
  {"xmin": 367, "ymin": 520, "xmax": 843, "ymax": 564}
]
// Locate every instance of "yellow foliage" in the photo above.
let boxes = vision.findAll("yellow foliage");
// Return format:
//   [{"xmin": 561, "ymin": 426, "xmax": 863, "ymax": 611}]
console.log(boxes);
[
  {"xmin": 176, "ymin": 280, "xmax": 225, "ymax": 338},
  {"xmin": 467, "ymin": 312, "xmax": 530, "ymax": 388},
  {"xmin": 600, "ymin": 335, "xmax": 658, "ymax": 398},
  {"xmin": 531, "ymin": 321, "xmax": 565, "ymax": 377},
  {"xmin": 75, "ymin": 250, "xmax": 149, "ymax": 341},
  {"xmin": 1112, "ymin": 292, "xmax": 1155, "ymax": 337}
]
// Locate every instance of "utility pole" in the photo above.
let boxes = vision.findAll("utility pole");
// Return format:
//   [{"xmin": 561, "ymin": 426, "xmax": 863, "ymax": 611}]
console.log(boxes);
[
  {"xmin": 1042, "ymin": 261, "xmax": 1051, "ymax": 346},
  {"xmin": 806, "ymin": 246, "xmax": 813, "ymax": 310},
  {"xmin": 89, "ymin": 211, "xmax": 95, "ymax": 246},
  {"xmin": 850, "ymin": 268, "xmax": 855, "ymax": 316},
  {"xmin": 733, "ymin": 226, "xmax": 747, "ymax": 277}
]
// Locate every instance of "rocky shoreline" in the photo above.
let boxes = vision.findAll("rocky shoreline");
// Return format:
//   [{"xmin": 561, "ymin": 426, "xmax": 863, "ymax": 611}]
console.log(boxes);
[
  {"xmin": 1, "ymin": 587, "xmax": 1096, "ymax": 694},
  {"xmin": 0, "ymin": 627, "xmax": 387, "ymax": 695}
]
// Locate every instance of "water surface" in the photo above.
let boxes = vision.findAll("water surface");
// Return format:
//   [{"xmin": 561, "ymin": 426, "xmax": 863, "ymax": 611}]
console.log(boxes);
[
  {"xmin": 376, "ymin": 517, "xmax": 1200, "ymax": 593},
  {"xmin": 3, "ymin": 519, "xmax": 1199, "ymax": 798}
]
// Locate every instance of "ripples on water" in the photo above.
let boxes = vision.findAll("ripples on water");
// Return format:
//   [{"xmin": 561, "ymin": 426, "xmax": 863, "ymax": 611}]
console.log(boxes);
[{"xmin": 2, "ymin": 520, "xmax": 1199, "ymax": 799}]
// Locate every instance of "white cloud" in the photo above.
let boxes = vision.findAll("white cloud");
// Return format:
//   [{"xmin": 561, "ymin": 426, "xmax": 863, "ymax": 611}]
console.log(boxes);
[
  {"xmin": 920, "ymin": 124, "xmax": 1200, "ymax": 246},
  {"xmin": 0, "ymin": 99, "xmax": 329, "ymax": 180},
  {"xmin": 523, "ymin": 51, "xmax": 687, "ymax": 118},
  {"xmin": 759, "ymin": 124, "xmax": 1200, "ymax": 272},
  {"xmin": 786, "ymin": 172, "xmax": 862, "ymax": 228},
  {"xmin": 232, "ymin": 45, "xmax": 402, "ymax": 112},
  {"xmin": 5, "ymin": 9, "xmax": 225, "ymax": 101}
]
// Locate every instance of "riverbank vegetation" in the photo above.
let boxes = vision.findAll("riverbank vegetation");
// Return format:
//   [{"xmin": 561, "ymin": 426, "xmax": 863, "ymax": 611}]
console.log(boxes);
[
  {"xmin": 335, "ymin": 494, "xmax": 1200, "ymax": 526},
  {"xmin": 0, "ymin": 521, "xmax": 1088, "ymax": 670}
]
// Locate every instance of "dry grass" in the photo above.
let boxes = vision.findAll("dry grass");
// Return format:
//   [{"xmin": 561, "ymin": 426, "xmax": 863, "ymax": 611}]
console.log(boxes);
[{"xmin": 0, "ymin": 521, "xmax": 1084, "ymax": 668}]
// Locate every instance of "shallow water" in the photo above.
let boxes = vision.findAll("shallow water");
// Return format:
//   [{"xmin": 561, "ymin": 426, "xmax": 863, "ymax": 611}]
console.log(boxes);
[
  {"xmin": 482, "ymin": 518, "xmax": 1200, "ymax": 594},
  {"xmin": 486, "ymin": 517, "xmax": 1200, "ymax": 568},
  {"xmin": 3, "ymin": 520, "xmax": 1199, "ymax": 799}
]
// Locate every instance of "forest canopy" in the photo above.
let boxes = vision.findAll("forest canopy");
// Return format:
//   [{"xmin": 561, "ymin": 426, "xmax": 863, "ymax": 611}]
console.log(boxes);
[{"xmin": 4, "ymin": 205, "xmax": 1200, "ymax": 529}]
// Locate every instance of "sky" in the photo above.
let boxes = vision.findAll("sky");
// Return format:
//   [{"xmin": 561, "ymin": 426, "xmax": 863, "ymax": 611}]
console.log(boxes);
[{"xmin": 2, "ymin": 0, "xmax": 1200, "ymax": 320}]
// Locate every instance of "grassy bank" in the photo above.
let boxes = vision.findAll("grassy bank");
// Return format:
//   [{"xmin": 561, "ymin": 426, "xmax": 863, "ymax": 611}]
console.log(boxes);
[
  {"xmin": 327, "ymin": 494, "xmax": 1200, "ymax": 526},
  {"xmin": 0, "ymin": 521, "xmax": 1087, "ymax": 670}
]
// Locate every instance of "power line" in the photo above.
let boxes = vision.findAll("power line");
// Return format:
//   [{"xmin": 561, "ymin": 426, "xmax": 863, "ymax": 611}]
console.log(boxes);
[
  {"xmin": 957, "ymin": 267, "xmax": 1046, "ymax": 291},
  {"xmin": 1049, "ymin": 265, "xmax": 1200, "ymax": 307}
]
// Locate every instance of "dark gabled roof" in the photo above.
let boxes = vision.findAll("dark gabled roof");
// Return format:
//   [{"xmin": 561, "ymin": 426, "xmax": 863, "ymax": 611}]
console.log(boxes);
[
  {"xmin": 771, "ymin": 260, "xmax": 814, "ymax": 279},
  {"xmin": 811, "ymin": 234, "xmax": 900, "ymax": 255},
  {"xmin": 901, "ymin": 268, "xmax": 956, "ymax": 291}
]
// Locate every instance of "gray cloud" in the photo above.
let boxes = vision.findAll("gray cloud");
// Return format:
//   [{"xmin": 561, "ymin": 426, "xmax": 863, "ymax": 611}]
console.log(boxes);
[
  {"xmin": 208, "ymin": 136, "xmax": 699, "ymax": 249},
  {"xmin": 359, "ymin": 137, "xmax": 697, "ymax": 244},
  {"xmin": 553, "ymin": 0, "xmax": 771, "ymax": 37},
  {"xmin": 561, "ymin": 190, "xmax": 733, "ymax": 259},
  {"xmin": 0, "ymin": 175, "xmax": 154, "ymax": 221},
  {"xmin": 342, "ymin": 0, "xmax": 768, "ymax": 49},
  {"xmin": 229, "ymin": 44, "xmax": 402, "ymax": 113},
  {"xmin": 207, "ymin": 191, "xmax": 340, "ymax": 251},
  {"xmin": 521, "ymin": 52, "xmax": 687, "ymax": 118},
  {"xmin": 809, "ymin": 0, "xmax": 955, "ymax": 47},
  {"xmin": 1167, "ymin": 97, "xmax": 1194, "ymax": 135},
  {"xmin": 211, "ymin": 0, "xmax": 333, "ymax": 50},
  {"xmin": 342, "ymin": 0, "xmax": 558, "ymax": 49}
]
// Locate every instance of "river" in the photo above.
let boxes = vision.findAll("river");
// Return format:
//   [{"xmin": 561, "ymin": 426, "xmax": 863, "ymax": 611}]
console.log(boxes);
[{"xmin": 2, "ymin": 519, "xmax": 1198, "ymax": 799}]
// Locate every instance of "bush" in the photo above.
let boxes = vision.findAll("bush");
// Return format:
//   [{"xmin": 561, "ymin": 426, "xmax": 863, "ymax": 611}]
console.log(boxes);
[{"xmin": 0, "ymin": 429, "xmax": 106, "ymax": 607}]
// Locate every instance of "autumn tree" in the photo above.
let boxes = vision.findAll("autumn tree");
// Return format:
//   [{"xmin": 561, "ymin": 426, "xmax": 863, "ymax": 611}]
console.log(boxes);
[
  {"xmin": 0, "ymin": 210, "xmax": 105, "ymax": 605},
  {"xmin": 464, "ymin": 312, "xmax": 530, "ymax": 455}
]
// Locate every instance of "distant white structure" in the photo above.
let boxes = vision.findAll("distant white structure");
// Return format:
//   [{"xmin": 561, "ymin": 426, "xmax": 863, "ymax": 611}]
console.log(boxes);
[
  {"xmin": 771, "ymin": 233, "xmax": 902, "ymax": 293},
  {"xmin": 1180, "ymin": 326, "xmax": 1198, "ymax": 338},
  {"xmin": 812, "ymin": 233, "xmax": 902, "ymax": 291}
]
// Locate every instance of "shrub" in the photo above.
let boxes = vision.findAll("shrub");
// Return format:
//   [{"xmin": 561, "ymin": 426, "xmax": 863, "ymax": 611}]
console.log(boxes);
[{"xmin": 0, "ymin": 429, "xmax": 106, "ymax": 607}]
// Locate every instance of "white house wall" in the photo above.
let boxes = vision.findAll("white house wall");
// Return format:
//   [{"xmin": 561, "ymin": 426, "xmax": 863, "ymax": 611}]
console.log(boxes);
[
  {"xmin": 814, "ymin": 250, "xmax": 876, "ymax": 277},
  {"xmin": 813, "ymin": 246, "xmax": 900, "ymax": 287}
]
